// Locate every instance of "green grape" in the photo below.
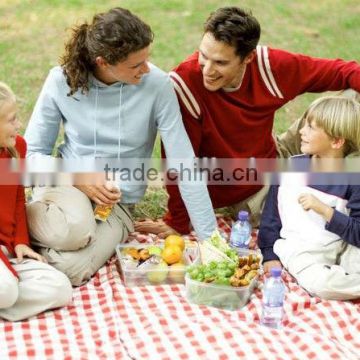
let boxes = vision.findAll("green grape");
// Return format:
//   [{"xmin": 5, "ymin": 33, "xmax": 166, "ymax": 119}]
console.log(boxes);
[
  {"xmin": 217, "ymin": 270, "xmax": 228, "ymax": 278},
  {"xmin": 224, "ymin": 268, "xmax": 234, "ymax": 277},
  {"xmin": 209, "ymin": 261, "xmax": 217, "ymax": 269},
  {"xmin": 209, "ymin": 269, "xmax": 217, "ymax": 277},
  {"xmin": 226, "ymin": 250, "xmax": 238, "ymax": 263},
  {"xmin": 189, "ymin": 269, "xmax": 199, "ymax": 279},
  {"xmin": 197, "ymin": 274, "xmax": 204, "ymax": 282}
]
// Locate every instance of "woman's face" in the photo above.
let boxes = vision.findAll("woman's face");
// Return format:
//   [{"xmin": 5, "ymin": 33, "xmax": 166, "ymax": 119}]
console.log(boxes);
[
  {"xmin": 0, "ymin": 100, "xmax": 20, "ymax": 148},
  {"xmin": 97, "ymin": 46, "xmax": 151, "ymax": 85}
]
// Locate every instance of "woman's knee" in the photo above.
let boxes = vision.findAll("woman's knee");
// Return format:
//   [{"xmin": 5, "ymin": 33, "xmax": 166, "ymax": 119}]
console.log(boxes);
[
  {"xmin": 42, "ymin": 247, "xmax": 94, "ymax": 287},
  {"xmin": 27, "ymin": 200, "xmax": 96, "ymax": 251}
]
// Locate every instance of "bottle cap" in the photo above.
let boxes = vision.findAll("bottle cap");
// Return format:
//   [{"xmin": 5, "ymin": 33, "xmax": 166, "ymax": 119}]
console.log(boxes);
[
  {"xmin": 238, "ymin": 210, "xmax": 249, "ymax": 221},
  {"xmin": 270, "ymin": 267, "xmax": 282, "ymax": 277}
]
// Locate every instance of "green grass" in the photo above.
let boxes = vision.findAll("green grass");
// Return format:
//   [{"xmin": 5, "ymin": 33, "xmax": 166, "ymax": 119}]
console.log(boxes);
[{"xmin": 1, "ymin": 0, "xmax": 359, "ymax": 218}]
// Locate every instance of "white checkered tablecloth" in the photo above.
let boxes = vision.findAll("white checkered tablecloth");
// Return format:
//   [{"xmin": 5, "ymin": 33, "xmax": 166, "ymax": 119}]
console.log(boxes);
[{"xmin": 0, "ymin": 217, "xmax": 360, "ymax": 360}]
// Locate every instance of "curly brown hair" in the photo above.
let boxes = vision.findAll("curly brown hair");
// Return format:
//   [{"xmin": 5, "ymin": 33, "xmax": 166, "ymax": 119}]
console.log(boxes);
[
  {"xmin": 60, "ymin": 7, "xmax": 154, "ymax": 96},
  {"xmin": 204, "ymin": 7, "xmax": 260, "ymax": 60}
]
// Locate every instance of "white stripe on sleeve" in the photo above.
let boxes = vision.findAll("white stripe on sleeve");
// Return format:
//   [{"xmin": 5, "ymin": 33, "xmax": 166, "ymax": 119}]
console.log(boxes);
[
  {"xmin": 169, "ymin": 71, "xmax": 201, "ymax": 117},
  {"xmin": 256, "ymin": 45, "xmax": 276, "ymax": 97},
  {"xmin": 263, "ymin": 46, "xmax": 284, "ymax": 99},
  {"xmin": 171, "ymin": 80, "xmax": 199, "ymax": 119}
]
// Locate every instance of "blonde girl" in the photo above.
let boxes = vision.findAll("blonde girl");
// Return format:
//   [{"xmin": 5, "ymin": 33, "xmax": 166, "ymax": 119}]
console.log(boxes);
[{"xmin": 0, "ymin": 82, "xmax": 72, "ymax": 321}]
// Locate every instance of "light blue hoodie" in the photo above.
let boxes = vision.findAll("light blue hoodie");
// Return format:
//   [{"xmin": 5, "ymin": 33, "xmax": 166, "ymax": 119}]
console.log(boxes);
[{"xmin": 24, "ymin": 64, "xmax": 217, "ymax": 240}]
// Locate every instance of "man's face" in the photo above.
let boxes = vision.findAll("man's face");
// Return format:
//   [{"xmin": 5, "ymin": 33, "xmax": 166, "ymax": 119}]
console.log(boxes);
[{"xmin": 198, "ymin": 32, "xmax": 254, "ymax": 91}]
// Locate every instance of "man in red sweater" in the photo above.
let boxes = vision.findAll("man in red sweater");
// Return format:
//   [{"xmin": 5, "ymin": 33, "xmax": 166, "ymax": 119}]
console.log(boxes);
[{"xmin": 135, "ymin": 6, "xmax": 360, "ymax": 237}]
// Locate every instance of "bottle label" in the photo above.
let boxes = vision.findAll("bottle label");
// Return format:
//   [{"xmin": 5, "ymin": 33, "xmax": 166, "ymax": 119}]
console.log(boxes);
[
  {"xmin": 230, "ymin": 234, "xmax": 250, "ymax": 247},
  {"xmin": 262, "ymin": 305, "xmax": 283, "ymax": 319}
]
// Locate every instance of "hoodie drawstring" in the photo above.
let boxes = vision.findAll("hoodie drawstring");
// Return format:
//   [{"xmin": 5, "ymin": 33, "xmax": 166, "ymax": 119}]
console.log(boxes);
[
  {"xmin": 118, "ymin": 84, "xmax": 123, "ymax": 160},
  {"xmin": 93, "ymin": 85, "xmax": 99, "ymax": 158}
]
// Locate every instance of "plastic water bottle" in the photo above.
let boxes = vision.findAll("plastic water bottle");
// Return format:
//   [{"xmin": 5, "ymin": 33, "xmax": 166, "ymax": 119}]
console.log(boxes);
[
  {"xmin": 261, "ymin": 268, "xmax": 286, "ymax": 329},
  {"xmin": 230, "ymin": 211, "xmax": 251, "ymax": 249}
]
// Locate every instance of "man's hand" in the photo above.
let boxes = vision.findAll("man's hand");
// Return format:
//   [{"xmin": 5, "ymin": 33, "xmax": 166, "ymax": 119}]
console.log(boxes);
[
  {"xmin": 134, "ymin": 219, "xmax": 179, "ymax": 238},
  {"xmin": 75, "ymin": 183, "xmax": 121, "ymax": 205},
  {"xmin": 263, "ymin": 260, "xmax": 282, "ymax": 276},
  {"xmin": 15, "ymin": 244, "xmax": 47, "ymax": 263},
  {"xmin": 298, "ymin": 193, "xmax": 334, "ymax": 221}
]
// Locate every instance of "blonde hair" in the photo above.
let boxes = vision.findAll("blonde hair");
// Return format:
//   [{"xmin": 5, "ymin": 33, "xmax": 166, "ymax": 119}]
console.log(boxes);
[
  {"xmin": 0, "ymin": 82, "xmax": 18, "ymax": 157},
  {"xmin": 303, "ymin": 95, "xmax": 360, "ymax": 155}
]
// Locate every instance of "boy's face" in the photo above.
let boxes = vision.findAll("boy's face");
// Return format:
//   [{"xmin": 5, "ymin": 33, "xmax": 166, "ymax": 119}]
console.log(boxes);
[
  {"xmin": 198, "ymin": 32, "xmax": 254, "ymax": 91},
  {"xmin": 299, "ymin": 119, "xmax": 338, "ymax": 157}
]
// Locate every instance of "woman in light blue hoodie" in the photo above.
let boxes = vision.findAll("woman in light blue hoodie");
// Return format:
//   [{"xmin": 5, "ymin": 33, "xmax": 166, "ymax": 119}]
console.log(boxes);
[{"xmin": 24, "ymin": 7, "xmax": 217, "ymax": 286}]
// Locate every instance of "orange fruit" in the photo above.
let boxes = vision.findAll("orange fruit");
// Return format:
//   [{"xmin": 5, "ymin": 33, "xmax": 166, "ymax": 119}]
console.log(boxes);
[
  {"xmin": 161, "ymin": 245, "xmax": 183, "ymax": 265},
  {"xmin": 164, "ymin": 235, "xmax": 185, "ymax": 251}
]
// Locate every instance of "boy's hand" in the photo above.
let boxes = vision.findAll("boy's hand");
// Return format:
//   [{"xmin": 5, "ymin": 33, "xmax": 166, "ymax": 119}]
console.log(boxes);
[
  {"xmin": 263, "ymin": 260, "xmax": 282, "ymax": 276},
  {"xmin": 14, "ymin": 244, "xmax": 47, "ymax": 263},
  {"xmin": 298, "ymin": 193, "xmax": 334, "ymax": 221},
  {"xmin": 298, "ymin": 193, "xmax": 323, "ymax": 212}
]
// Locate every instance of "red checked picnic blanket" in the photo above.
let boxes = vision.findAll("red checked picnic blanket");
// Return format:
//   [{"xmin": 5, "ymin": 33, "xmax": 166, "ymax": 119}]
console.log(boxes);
[{"xmin": 1, "ymin": 217, "xmax": 360, "ymax": 360}]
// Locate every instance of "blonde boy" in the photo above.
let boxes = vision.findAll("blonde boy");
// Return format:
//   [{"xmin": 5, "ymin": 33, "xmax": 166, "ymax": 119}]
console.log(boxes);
[{"xmin": 259, "ymin": 95, "xmax": 360, "ymax": 300}]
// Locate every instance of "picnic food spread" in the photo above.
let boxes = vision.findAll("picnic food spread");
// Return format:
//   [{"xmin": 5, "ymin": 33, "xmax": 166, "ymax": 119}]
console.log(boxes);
[{"xmin": 117, "ymin": 230, "xmax": 262, "ymax": 310}]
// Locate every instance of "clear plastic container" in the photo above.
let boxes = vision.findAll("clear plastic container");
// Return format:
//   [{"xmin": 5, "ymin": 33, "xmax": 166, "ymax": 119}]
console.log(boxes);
[
  {"xmin": 116, "ymin": 241, "xmax": 200, "ymax": 287},
  {"xmin": 185, "ymin": 273, "xmax": 258, "ymax": 310},
  {"xmin": 185, "ymin": 248, "xmax": 260, "ymax": 310}
]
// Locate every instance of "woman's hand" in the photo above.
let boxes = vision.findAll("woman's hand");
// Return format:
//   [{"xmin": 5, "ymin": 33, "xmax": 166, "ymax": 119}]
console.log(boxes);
[
  {"xmin": 75, "ymin": 182, "xmax": 121, "ymax": 205},
  {"xmin": 14, "ymin": 244, "xmax": 47, "ymax": 263}
]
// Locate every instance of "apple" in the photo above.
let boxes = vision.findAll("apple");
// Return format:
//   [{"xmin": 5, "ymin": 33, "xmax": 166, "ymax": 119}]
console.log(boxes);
[
  {"xmin": 146, "ymin": 260, "xmax": 168, "ymax": 284},
  {"xmin": 168, "ymin": 262, "xmax": 185, "ymax": 283},
  {"xmin": 148, "ymin": 245, "xmax": 162, "ymax": 256}
]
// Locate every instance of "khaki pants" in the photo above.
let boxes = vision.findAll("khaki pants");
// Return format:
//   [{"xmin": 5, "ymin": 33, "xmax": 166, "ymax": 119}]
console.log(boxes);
[
  {"xmin": 225, "ymin": 185, "xmax": 270, "ymax": 228},
  {"xmin": 275, "ymin": 239, "xmax": 360, "ymax": 301},
  {"xmin": 27, "ymin": 186, "xmax": 134, "ymax": 286},
  {"xmin": 0, "ymin": 250, "xmax": 72, "ymax": 321},
  {"xmin": 276, "ymin": 117, "xmax": 304, "ymax": 158}
]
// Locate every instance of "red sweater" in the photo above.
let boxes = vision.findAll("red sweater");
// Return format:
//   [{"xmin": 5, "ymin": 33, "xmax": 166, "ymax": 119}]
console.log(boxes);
[
  {"xmin": 0, "ymin": 136, "xmax": 29, "ymax": 277},
  {"xmin": 164, "ymin": 46, "xmax": 360, "ymax": 234}
]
